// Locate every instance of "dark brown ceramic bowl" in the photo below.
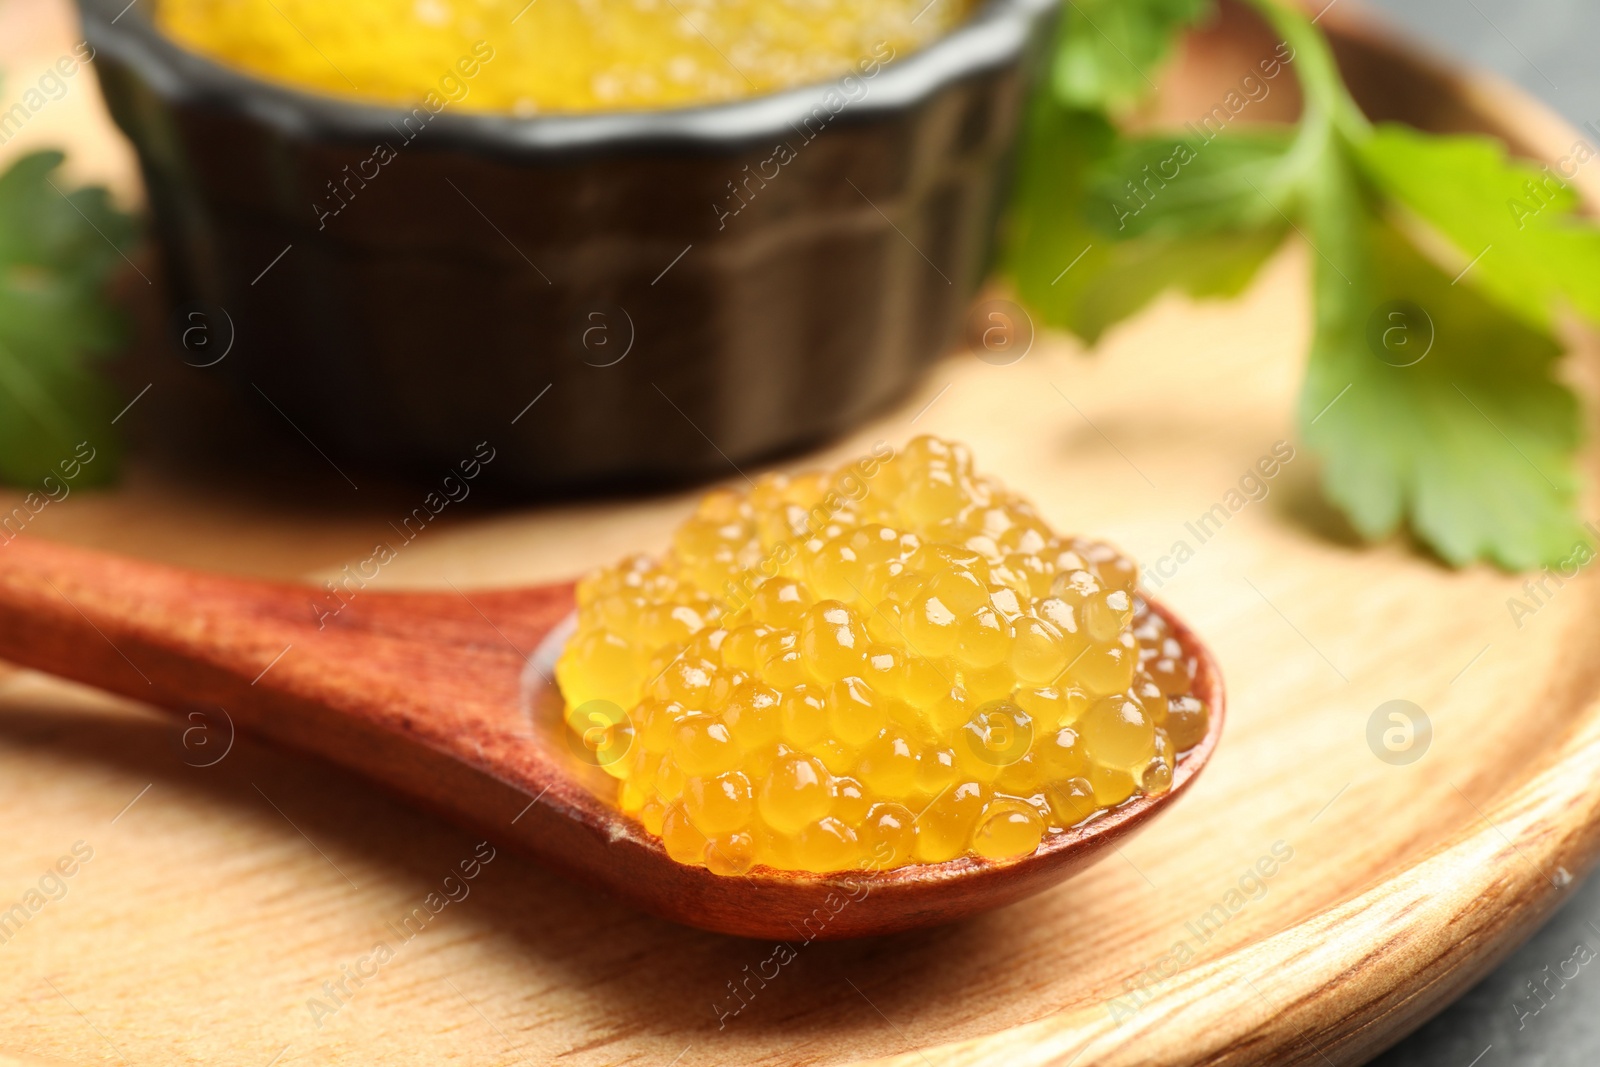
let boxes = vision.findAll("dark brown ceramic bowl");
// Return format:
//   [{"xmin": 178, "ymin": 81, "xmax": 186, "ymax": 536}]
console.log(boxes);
[{"xmin": 80, "ymin": 0, "xmax": 1056, "ymax": 492}]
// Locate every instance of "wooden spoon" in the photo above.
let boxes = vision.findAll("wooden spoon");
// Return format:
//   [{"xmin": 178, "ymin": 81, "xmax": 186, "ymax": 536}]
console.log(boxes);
[{"xmin": 0, "ymin": 536, "xmax": 1223, "ymax": 940}]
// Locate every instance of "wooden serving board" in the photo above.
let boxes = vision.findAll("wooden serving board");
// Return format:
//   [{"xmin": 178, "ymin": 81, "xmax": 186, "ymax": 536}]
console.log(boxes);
[{"xmin": 2, "ymin": 1, "xmax": 1599, "ymax": 1064}]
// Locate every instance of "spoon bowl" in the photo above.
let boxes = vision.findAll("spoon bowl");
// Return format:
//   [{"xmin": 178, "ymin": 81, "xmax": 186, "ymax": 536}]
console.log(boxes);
[{"xmin": 0, "ymin": 536, "xmax": 1222, "ymax": 939}]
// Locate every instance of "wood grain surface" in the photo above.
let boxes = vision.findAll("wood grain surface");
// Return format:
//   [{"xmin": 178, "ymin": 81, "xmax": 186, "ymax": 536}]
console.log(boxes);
[{"xmin": 2, "ymin": 1, "xmax": 1599, "ymax": 1064}]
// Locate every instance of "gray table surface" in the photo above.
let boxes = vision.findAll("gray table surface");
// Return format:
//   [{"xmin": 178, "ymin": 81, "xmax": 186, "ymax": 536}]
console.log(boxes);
[{"xmin": 1349, "ymin": 1, "xmax": 1600, "ymax": 1064}]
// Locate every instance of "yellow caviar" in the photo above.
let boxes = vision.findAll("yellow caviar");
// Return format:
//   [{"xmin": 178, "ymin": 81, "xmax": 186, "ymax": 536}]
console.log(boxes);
[
  {"xmin": 156, "ymin": 0, "xmax": 970, "ymax": 114},
  {"xmin": 557, "ymin": 437, "xmax": 1209, "ymax": 874}
]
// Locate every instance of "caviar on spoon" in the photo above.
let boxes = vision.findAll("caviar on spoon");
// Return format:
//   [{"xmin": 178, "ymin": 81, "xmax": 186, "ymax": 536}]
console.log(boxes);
[{"xmin": 559, "ymin": 436, "xmax": 1214, "ymax": 878}]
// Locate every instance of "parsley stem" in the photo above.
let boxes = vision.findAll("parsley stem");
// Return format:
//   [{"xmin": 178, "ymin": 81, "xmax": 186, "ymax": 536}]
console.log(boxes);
[{"xmin": 1239, "ymin": 0, "xmax": 1369, "ymax": 140}]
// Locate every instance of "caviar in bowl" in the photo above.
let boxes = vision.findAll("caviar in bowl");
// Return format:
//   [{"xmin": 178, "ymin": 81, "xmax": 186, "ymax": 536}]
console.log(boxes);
[
  {"xmin": 81, "ymin": 0, "xmax": 1057, "ymax": 491},
  {"xmin": 154, "ymin": 0, "xmax": 976, "ymax": 114}
]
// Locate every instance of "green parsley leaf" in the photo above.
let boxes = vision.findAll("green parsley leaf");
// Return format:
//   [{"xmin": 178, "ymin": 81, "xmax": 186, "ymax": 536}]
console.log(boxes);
[
  {"xmin": 1004, "ymin": 100, "xmax": 1115, "ymax": 337},
  {"xmin": 1052, "ymin": 0, "xmax": 1213, "ymax": 111},
  {"xmin": 1301, "ymin": 212, "xmax": 1584, "ymax": 570},
  {"xmin": 1354, "ymin": 124, "xmax": 1600, "ymax": 329},
  {"xmin": 1050, "ymin": 229, "xmax": 1290, "ymax": 343},
  {"xmin": 0, "ymin": 150, "xmax": 133, "ymax": 486},
  {"xmin": 1087, "ymin": 126, "xmax": 1298, "ymax": 238},
  {"xmin": 1005, "ymin": 93, "xmax": 1286, "ymax": 343},
  {"xmin": 1006, "ymin": 0, "xmax": 1598, "ymax": 569}
]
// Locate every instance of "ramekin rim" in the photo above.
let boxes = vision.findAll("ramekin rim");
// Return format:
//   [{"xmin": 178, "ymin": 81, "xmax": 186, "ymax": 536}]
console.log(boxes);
[{"xmin": 78, "ymin": 0, "xmax": 1058, "ymax": 152}]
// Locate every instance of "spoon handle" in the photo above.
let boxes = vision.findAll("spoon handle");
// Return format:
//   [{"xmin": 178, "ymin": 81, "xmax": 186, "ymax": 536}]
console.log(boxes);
[
  {"xmin": 0, "ymin": 535, "xmax": 310, "ymax": 710},
  {"xmin": 0, "ymin": 536, "xmax": 570, "ymax": 785},
  {"xmin": 0, "ymin": 531, "xmax": 594, "ymax": 841},
  {"xmin": 0, "ymin": 536, "xmax": 624, "ymax": 898}
]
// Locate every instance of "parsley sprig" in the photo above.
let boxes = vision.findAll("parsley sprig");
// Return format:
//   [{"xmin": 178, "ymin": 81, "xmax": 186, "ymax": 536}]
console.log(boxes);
[
  {"xmin": 0, "ymin": 149, "xmax": 134, "ymax": 487},
  {"xmin": 1007, "ymin": 0, "xmax": 1599, "ymax": 569}
]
